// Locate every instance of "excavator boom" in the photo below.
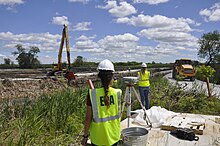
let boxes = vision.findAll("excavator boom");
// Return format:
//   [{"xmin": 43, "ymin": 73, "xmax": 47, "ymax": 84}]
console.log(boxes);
[
  {"xmin": 47, "ymin": 24, "xmax": 76, "ymax": 85},
  {"xmin": 57, "ymin": 24, "xmax": 71, "ymax": 70},
  {"xmin": 64, "ymin": 25, "xmax": 71, "ymax": 68}
]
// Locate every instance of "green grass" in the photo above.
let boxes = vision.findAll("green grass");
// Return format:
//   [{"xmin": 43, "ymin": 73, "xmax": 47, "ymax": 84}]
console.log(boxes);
[
  {"xmin": 149, "ymin": 75, "xmax": 220, "ymax": 115},
  {"xmin": 1, "ymin": 75, "xmax": 220, "ymax": 145},
  {"xmin": 0, "ymin": 87, "xmax": 87, "ymax": 145}
]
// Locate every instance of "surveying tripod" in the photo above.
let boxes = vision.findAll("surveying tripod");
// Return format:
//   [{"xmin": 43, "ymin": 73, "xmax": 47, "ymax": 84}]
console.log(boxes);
[{"xmin": 121, "ymin": 77, "xmax": 151, "ymax": 128}]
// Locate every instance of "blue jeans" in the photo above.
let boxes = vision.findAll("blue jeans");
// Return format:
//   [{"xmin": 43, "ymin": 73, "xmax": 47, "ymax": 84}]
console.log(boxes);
[{"xmin": 138, "ymin": 86, "xmax": 150, "ymax": 110}]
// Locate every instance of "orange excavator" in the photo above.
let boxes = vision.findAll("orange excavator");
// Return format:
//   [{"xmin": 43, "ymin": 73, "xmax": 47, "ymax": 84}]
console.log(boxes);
[{"xmin": 47, "ymin": 24, "xmax": 76, "ymax": 84}]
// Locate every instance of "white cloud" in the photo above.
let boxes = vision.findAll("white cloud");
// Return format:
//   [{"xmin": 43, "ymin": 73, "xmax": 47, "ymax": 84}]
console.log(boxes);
[
  {"xmin": 0, "ymin": 0, "xmax": 24, "ymax": 5},
  {"xmin": 0, "ymin": 54, "xmax": 7, "ymax": 58},
  {"xmin": 115, "ymin": 14, "xmax": 199, "ymax": 61},
  {"xmin": 97, "ymin": 33, "xmax": 140, "ymax": 59},
  {"xmin": 39, "ymin": 55, "xmax": 57, "ymax": 64},
  {"xmin": 0, "ymin": 32, "xmax": 61, "ymax": 51},
  {"xmin": 74, "ymin": 35, "xmax": 100, "ymax": 51},
  {"xmin": 52, "ymin": 16, "xmax": 70, "ymax": 25},
  {"xmin": 97, "ymin": 1, "xmax": 137, "ymax": 18},
  {"xmin": 97, "ymin": 1, "xmax": 117, "ymax": 9},
  {"xmin": 73, "ymin": 22, "xmax": 91, "ymax": 31},
  {"xmin": 0, "ymin": 54, "xmax": 7, "ymax": 64},
  {"xmin": 0, "ymin": 0, "xmax": 24, "ymax": 12},
  {"xmin": 68, "ymin": 0, "xmax": 90, "ymax": 4},
  {"xmin": 132, "ymin": 0, "xmax": 169, "ymax": 5},
  {"xmin": 75, "ymin": 40, "xmax": 99, "ymax": 50},
  {"xmin": 138, "ymin": 28, "xmax": 198, "ymax": 47},
  {"xmin": 117, "ymin": 14, "xmax": 196, "ymax": 32},
  {"xmin": 98, "ymin": 33, "xmax": 139, "ymax": 50},
  {"xmin": 73, "ymin": 31, "xmax": 198, "ymax": 63},
  {"xmin": 74, "ymin": 33, "xmax": 141, "ymax": 61},
  {"xmin": 199, "ymin": 2, "xmax": 220, "ymax": 22},
  {"xmin": 116, "ymin": 14, "xmax": 198, "ymax": 47}
]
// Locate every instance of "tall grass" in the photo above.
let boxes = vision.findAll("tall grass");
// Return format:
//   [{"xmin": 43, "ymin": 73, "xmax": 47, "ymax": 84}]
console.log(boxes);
[
  {"xmin": 121, "ymin": 74, "xmax": 220, "ymax": 116},
  {"xmin": 1, "ymin": 75, "xmax": 220, "ymax": 145},
  {"xmin": 0, "ymin": 87, "xmax": 87, "ymax": 145},
  {"xmin": 149, "ymin": 75, "xmax": 220, "ymax": 115}
]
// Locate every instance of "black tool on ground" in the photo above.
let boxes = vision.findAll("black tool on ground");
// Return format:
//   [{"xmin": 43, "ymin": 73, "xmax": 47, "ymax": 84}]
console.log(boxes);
[{"xmin": 170, "ymin": 127, "xmax": 199, "ymax": 141}]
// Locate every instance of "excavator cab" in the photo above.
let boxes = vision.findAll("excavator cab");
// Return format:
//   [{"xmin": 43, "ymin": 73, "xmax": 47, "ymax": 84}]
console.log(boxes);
[{"xmin": 47, "ymin": 24, "xmax": 76, "ymax": 84}]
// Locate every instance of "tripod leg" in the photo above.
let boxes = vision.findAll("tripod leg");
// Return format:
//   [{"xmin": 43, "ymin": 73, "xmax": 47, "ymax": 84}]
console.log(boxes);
[
  {"xmin": 127, "ymin": 86, "xmax": 132, "ymax": 127},
  {"xmin": 132, "ymin": 86, "xmax": 152, "ymax": 127},
  {"xmin": 121, "ymin": 87, "xmax": 128, "ymax": 118},
  {"xmin": 132, "ymin": 86, "xmax": 145, "ymax": 110}
]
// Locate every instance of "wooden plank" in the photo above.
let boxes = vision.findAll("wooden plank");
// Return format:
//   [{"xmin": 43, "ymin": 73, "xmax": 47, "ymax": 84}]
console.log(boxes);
[
  {"xmin": 161, "ymin": 114, "xmax": 205, "ymax": 135},
  {"xmin": 199, "ymin": 125, "xmax": 204, "ymax": 131},
  {"xmin": 121, "ymin": 112, "xmax": 220, "ymax": 146}
]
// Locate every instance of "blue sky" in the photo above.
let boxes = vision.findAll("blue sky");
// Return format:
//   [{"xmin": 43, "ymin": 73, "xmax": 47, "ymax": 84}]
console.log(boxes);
[{"xmin": 0, "ymin": 0, "xmax": 220, "ymax": 64}]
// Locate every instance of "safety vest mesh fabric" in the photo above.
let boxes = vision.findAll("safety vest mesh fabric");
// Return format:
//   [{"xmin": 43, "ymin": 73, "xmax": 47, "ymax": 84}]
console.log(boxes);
[
  {"xmin": 138, "ymin": 70, "xmax": 150, "ymax": 87},
  {"xmin": 89, "ymin": 87, "xmax": 122, "ymax": 146}
]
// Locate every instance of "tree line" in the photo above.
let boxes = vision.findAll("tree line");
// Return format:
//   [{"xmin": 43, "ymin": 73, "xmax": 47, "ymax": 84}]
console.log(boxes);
[{"xmin": 1, "ymin": 30, "xmax": 220, "ymax": 80}]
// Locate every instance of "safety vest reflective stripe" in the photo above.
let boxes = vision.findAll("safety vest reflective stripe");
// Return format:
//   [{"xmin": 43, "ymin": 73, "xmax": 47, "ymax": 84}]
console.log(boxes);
[
  {"xmin": 91, "ymin": 89, "xmax": 121, "ymax": 123},
  {"xmin": 140, "ymin": 79, "xmax": 148, "ymax": 81}
]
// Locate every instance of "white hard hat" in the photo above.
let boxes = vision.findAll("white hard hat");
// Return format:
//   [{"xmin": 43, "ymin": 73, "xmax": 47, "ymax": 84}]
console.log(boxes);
[
  {"xmin": 97, "ymin": 59, "xmax": 115, "ymax": 72},
  {"xmin": 141, "ymin": 63, "xmax": 147, "ymax": 68}
]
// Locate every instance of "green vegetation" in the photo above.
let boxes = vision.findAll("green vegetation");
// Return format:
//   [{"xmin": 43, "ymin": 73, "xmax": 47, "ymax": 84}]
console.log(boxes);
[
  {"xmin": 4, "ymin": 58, "xmax": 13, "ymax": 65},
  {"xmin": 0, "ymin": 87, "xmax": 87, "ymax": 145},
  {"xmin": 198, "ymin": 30, "xmax": 220, "ymax": 65},
  {"xmin": 12, "ymin": 44, "xmax": 41, "ymax": 68},
  {"xmin": 196, "ymin": 65, "xmax": 216, "ymax": 80},
  {"xmin": 197, "ymin": 30, "xmax": 220, "ymax": 84},
  {"xmin": 0, "ymin": 75, "xmax": 220, "ymax": 145},
  {"xmin": 149, "ymin": 75, "xmax": 220, "ymax": 115},
  {"xmin": 196, "ymin": 65, "xmax": 216, "ymax": 84},
  {"xmin": 72, "ymin": 56, "xmax": 87, "ymax": 67},
  {"xmin": 0, "ymin": 58, "xmax": 16, "ymax": 69},
  {"xmin": 129, "ymin": 75, "xmax": 220, "ymax": 115},
  {"xmin": 196, "ymin": 65, "xmax": 216, "ymax": 97}
]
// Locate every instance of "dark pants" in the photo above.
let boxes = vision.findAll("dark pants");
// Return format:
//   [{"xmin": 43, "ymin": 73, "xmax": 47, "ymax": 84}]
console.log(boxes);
[
  {"xmin": 138, "ymin": 86, "xmax": 150, "ymax": 109},
  {"xmin": 91, "ymin": 141, "xmax": 118, "ymax": 146}
]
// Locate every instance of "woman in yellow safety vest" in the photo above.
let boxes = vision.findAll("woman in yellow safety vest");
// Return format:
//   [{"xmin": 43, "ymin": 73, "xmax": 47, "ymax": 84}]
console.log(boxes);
[
  {"xmin": 81, "ymin": 59, "xmax": 122, "ymax": 146},
  {"xmin": 138, "ymin": 63, "xmax": 150, "ymax": 110}
]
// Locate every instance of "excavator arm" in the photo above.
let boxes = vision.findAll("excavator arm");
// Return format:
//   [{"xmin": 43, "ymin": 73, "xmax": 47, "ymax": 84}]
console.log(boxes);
[
  {"xmin": 64, "ymin": 24, "xmax": 71, "ymax": 68},
  {"xmin": 48, "ymin": 24, "xmax": 76, "ymax": 85},
  {"xmin": 57, "ymin": 24, "xmax": 71, "ymax": 71}
]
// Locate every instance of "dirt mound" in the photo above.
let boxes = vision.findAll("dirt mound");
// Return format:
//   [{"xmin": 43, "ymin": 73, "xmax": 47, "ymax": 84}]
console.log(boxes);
[{"xmin": 0, "ymin": 78, "xmax": 66, "ymax": 99}]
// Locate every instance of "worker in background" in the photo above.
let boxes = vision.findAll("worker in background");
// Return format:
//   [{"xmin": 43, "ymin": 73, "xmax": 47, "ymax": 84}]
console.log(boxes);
[
  {"xmin": 128, "ymin": 67, "xmax": 131, "ymax": 76},
  {"xmin": 138, "ymin": 63, "xmax": 150, "ymax": 110},
  {"xmin": 81, "ymin": 59, "xmax": 122, "ymax": 146},
  {"xmin": 112, "ymin": 76, "xmax": 118, "ymax": 87}
]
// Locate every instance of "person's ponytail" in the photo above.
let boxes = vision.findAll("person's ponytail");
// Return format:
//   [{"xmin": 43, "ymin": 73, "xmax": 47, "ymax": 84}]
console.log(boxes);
[{"xmin": 98, "ymin": 70, "xmax": 113, "ymax": 109}]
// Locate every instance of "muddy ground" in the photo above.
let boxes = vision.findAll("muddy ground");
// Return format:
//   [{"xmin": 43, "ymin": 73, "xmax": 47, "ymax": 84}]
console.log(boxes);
[
  {"xmin": 0, "ymin": 68, "xmax": 131, "ymax": 99},
  {"xmin": 0, "ymin": 69, "xmax": 92, "ymax": 99},
  {"xmin": 0, "ymin": 78, "xmax": 67, "ymax": 99},
  {"xmin": 0, "ymin": 68, "xmax": 169, "ymax": 99}
]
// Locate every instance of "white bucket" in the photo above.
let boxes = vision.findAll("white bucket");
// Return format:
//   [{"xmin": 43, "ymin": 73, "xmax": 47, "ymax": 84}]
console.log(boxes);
[{"xmin": 121, "ymin": 127, "xmax": 148, "ymax": 146}]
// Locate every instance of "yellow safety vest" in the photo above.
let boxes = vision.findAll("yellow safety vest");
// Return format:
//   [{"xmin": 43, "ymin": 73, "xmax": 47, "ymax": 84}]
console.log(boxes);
[
  {"xmin": 138, "ymin": 70, "xmax": 150, "ymax": 87},
  {"xmin": 89, "ymin": 87, "xmax": 122, "ymax": 146}
]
